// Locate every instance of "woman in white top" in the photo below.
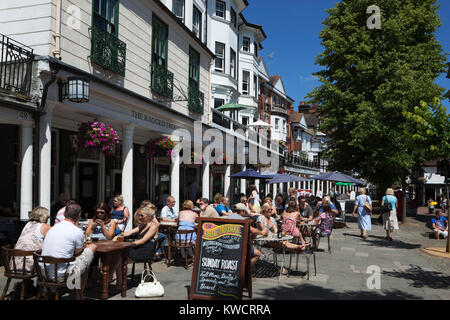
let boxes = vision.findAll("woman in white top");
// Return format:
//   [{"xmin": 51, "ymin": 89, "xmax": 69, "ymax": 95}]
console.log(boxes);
[
  {"xmin": 14, "ymin": 207, "xmax": 51, "ymax": 271},
  {"xmin": 381, "ymin": 188, "xmax": 399, "ymax": 241},
  {"xmin": 352, "ymin": 188, "xmax": 372, "ymax": 239}
]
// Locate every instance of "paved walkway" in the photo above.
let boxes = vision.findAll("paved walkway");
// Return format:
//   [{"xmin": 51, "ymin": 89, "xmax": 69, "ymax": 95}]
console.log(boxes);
[{"xmin": 1, "ymin": 211, "xmax": 449, "ymax": 300}]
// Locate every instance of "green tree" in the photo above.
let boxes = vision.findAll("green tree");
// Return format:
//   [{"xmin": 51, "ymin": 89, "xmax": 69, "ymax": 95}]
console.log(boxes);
[
  {"xmin": 403, "ymin": 98, "xmax": 450, "ymax": 251},
  {"xmin": 308, "ymin": 0, "xmax": 448, "ymax": 220}
]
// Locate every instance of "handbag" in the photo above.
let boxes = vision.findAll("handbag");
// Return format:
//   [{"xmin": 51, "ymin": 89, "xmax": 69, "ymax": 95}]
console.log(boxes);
[
  {"xmin": 363, "ymin": 195, "xmax": 372, "ymax": 213},
  {"xmin": 135, "ymin": 268, "xmax": 164, "ymax": 298},
  {"xmin": 380, "ymin": 196, "xmax": 393, "ymax": 213}
]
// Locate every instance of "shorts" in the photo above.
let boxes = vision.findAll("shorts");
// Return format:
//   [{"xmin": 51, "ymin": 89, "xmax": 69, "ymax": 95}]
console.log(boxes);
[
  {"xmin": 70, "ymin": 248, "xmax": 95, "ymax": 277},
  {"xmin": 434, "ymin": 229, "xmax": 448, "ymax": 238}
]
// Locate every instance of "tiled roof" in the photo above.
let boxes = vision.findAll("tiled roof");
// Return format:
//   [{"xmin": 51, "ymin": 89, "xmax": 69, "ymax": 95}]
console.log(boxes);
[
  {"xmin": 304, "ymin": 114, "xmax": 319, "ymax": 127},
  {"xmin": 269, "ymin": 75, "xmax": 280, "ymax": 86},
  {"xmin": 289, "ymin": 112, "xmax": 303, "ymax": 123}
]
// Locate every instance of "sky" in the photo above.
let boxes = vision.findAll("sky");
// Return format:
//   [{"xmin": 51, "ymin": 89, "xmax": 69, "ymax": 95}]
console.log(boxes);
[{"xmin": 243, "ymin": 0, "xmax": 450, "ymax": 112}]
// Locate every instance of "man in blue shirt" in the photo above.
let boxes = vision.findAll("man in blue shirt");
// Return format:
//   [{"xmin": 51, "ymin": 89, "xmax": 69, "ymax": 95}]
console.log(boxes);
[
  {"xmin": 432, "ymin": 209, "xmax": 448, "ymax": 239},
  {"xmin": 160, "ymin": 196, "xmax": 178, "ymax": 222},
  {"xmin": 215, "ymin": 197, "xmax": 232, "ymax": 217}
]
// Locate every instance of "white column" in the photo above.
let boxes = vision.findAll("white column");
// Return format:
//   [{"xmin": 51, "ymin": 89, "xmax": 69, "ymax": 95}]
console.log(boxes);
[
  {"xmin": 39, "ymin": 107, "xmax": 53, "ymax": 209},
  {"xmin": 20, "ymin": 122, "xmax": 33, "ymax": 220},
  {"xmin": 255, "ymin": 179, "xmax": 260, "ymax": 196},
  {"xmin": 122, "ymin": 125, "xmax": 134, "ymax": 231},
  {"xmin": 224, "ymin": 164, "xmax": 231, "ymax": 198},
  {"xmin": 273, "ymin": 183, "xmax": 277, "ymax": 197},
  {"xmin": 312, "ymin": 180, "xmax": 315, "ymax": 195},
  {"xmin": 202, "ymin": 159, "xmax": 210, "ymax": 200},
  {"xmin": 240, "ymin": 165, "xmax": 246, "ymax": 195},
  {"xmin": 170, "ymin": 151, "xmax": 180, "ymax": 214}
]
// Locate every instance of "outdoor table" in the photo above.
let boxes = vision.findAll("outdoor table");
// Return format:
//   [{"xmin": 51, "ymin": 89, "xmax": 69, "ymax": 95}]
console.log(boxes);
[
  {"xmin": 159, "ymin": 221, "xmax": 178, "ymax": 229},
  {"xmin": 93, "ymin": 240, "xmax": 135, "ymax": 300},
  {"xmin": 253, "ymin": 234, "xmax": 293, "ymax": 282}
]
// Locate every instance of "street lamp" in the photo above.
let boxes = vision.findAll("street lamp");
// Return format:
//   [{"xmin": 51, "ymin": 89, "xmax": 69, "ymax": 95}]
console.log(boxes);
[{"xmin": 59, "ymin": 76, "xmax": 90, "ymax": 103}]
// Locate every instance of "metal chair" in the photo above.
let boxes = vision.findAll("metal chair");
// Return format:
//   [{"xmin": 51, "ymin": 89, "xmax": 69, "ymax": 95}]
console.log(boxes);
[
  {"xmin": 167, "ymin": 227, "xmax": 196, "ymax": 269},
  {"xmin": 0, "ymin": 245, "xmax": 37, "ymax": 300},
  {"xmin": 32, "ymin": 252, "xmax": 83, "ymax": 300}
]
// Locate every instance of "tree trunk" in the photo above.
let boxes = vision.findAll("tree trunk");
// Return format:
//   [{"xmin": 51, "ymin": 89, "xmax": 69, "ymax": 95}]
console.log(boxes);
[{"xmin": 402, "ymin": 180, "xmax": 408, "ymax": 223}]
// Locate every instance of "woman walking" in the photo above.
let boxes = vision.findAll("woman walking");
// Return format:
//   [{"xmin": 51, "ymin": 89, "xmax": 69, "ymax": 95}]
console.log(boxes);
[
  {"xmin": 352, "ymin": 188, "xmax": 372, "ymax": 239},
  {"xmin": 381, "ymin": 188, "xmax": 399, "ymax": 241}
]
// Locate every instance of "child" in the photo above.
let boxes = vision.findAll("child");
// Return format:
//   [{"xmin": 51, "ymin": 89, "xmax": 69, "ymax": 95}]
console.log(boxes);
[{"xmin": 314, "ymin": 204, "xmax": 334, "ymax": 237}]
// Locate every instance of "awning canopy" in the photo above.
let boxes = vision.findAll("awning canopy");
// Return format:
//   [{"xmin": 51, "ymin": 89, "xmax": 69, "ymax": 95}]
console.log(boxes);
[
  {"xmin": 230, "ymin": 169, "xmax": 273, "ymax": 179},
  {"xmin": 268, "ymin": 174, "xmax": 310, "ymax": 184},
  {"xmin": 215, "ymin": 104, "xmax": 250, "ymax": 112}
]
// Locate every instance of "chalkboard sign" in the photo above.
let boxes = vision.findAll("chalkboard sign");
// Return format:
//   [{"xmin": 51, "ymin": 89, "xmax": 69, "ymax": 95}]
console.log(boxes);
[{"xmin": 189, "ymin": 217, "xmax": 251, "ymax": 300}]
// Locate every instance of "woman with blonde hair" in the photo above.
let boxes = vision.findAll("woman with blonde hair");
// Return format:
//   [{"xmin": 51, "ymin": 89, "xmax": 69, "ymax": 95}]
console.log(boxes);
[
  {"xmin": 381, "ymin": 188, "xmax": 399, "ymax": 241},
  {"xmin": 13, "ymin": 206, "xmax": 51, "ymax": 271},
  {"xmin": 114, "ymin": 204, "xmax": 159, "ymax": 262},
  {"xmin": 352, "ymin": 187, "xmax": 372, "ymax": 239},
  {"xmin": 111, "ymin": 194, "xmax": 130, "ymax": 233},
  {"xmin": 257, "ymin": 203, "xmax": 307, "ymax": 251}
]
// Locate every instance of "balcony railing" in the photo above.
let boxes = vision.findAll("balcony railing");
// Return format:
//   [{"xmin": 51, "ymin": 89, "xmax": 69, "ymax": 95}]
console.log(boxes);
[
  {"xmin": 0, "ymin": 34, "xmax": 34, "ymax": 98},
  {"xmin": 150, "ymin": 62, "xmax": 173, "ymax": 99},
  {"xmin": 89, "ymin": 26, "xmax": 126, "ymax": 76},
  {"xmin": 284, "ymin": 153, "xmax": 320, "ymax": 169},
  {"xmin": 212, "ymin": 108, "xmax": 248, "ymax": 134},
  {"xmin": 188, "ymin": 84, "xmax": 204, "ymax": 114}
]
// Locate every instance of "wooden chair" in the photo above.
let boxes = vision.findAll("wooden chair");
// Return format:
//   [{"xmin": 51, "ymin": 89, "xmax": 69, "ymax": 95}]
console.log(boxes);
[
  {"xmin": 0, "ymin": 245, "xmax": 37, "ymax": 300},
  {"xmin": 130, "ymin": 236, "xmax": 165, "ymax": 283},
  {"xmin": 32, "ymin": 252, "xmax": 83, "ymax": 300},
  {"xmin": 167, "ymin": 227, "xmax": 196, "ymax": 269}
]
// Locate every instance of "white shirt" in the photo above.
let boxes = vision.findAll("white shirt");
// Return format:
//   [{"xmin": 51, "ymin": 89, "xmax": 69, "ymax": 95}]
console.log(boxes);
[
  {"xmin": 41, "ymin": 220, "xmax": 84, "ymax": 276},
  {"xmin": 161, "ymin": 205, "xmax": 178, "ymax": 220}
]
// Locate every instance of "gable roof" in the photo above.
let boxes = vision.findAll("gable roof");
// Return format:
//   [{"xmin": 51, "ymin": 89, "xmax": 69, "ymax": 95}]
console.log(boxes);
[
  {"xmin": 269, "ymin": 75, "xmax": 287, "ymax": 96},
  {"xmin": 304, "ymin": 114, "xmax": 319, "ymax": 128}
]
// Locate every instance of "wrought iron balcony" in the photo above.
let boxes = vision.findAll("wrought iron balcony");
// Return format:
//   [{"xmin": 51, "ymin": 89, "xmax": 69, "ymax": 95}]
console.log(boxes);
[
  {"xmin": 212, "ymin": 108, "xmax": 231, "ymax": 129},
  {"xmin": 0, "ymin": 34, "xmax": 34, "ymax": 98},
  {"xmin": 89, "ymin": 26, "xmax": 126, "ymax": 76},
  {"xmin": 188, "ymin": 84, "xmax": 204, "ymax": 114},
  {"xmin": 150, "ymin": 62, "xmax": 173, "ymax": 99}
]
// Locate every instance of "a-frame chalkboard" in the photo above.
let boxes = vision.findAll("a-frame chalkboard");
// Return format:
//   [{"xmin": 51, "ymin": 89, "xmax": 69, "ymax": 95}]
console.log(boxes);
[{"xmin": 189, "ymin": 217, "xmax": 252, "ymax": 300}]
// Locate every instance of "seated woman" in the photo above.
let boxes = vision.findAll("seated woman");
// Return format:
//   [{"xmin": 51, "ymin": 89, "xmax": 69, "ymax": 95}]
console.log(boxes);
[
  {"xmin": 114, "ymin": 204, "xmax": 159, "ymax": 262},
  {"xmin": 177, "ymin": 200, "xmax": 198, "ymax": 242},
  {"xmin": 85, "ymin": 202, "xmax": 116, "ymax": 240},
  {"xmin": 281, "ymin": 200, "xmax": 309, "ymax": 248},
  {"xmin": 314, "ymin": 204, "xmax": 335, "ymax": 237},
  {"xmin": 176, "ymin": 200, "xmax": 198, "ymax": 258},
  {"xmin": 257, "ymin": 204, "xmax": 306, "ymax": 251},
  {"xmin": 13, "ymin": 206, "xmax": 51, "ymax": 295},
  {"xmin": 112, "ymin": 204, "xmax": 159, "ymax": 289},
  {"xmin": 14, "ymin": 206, "xmax": 51, "ymax": 272}
]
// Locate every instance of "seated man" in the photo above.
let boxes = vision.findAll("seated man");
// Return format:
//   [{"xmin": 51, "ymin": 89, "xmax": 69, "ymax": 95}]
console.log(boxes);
[
  {"xmin": 199, "ymin": 198, "xmax": 220, "ymax": 219},
  {"xmin": 41, "ymin": 203, "xmax": 97, "ymax": 294},
  {"xmin": 215, "ymin": 197, "xmax": 232, "ymax": 217},
  {"xmin": 314, "ymin": 196, "xmax": 338, "ymax": 216},
  {"xmin": 432, "ymin": 209, "xmax": 448, "ymax": 239},
  {"xmin": 160, "ymin": 196, "xmax": 178, "ymax": 222},
  {"xmin": 227, "ymin": 203, "xmax": 267, "ymax": 277}
]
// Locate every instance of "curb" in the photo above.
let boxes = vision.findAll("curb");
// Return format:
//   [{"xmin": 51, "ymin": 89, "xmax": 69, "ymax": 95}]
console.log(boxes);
[{"xmin": 420, "ymin": 247, "xmax": 450, "ymax": 259}]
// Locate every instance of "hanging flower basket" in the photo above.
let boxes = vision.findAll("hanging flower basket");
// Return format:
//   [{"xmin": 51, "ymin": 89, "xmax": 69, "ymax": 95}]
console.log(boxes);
[
  {"xmin": 278, "ymin": 167, "xmax": 287, "ymax": 174},
  {"xmin": 144, "ymin": 136, "xmax": 175, "ymax": 159},
  {"xmin": 77, "ymin": 120, "xmax": 120, "ymax": 155},
  {"xmin": 213, "ymin": 153, "xmax": 227, "ymax": 165},
  {"xmin": 191, "ymin": 152, "xmax": 204, "ymax": 164},
  {"xmin": 248, "ymin": 163, "xmax": 271, "ymax": 171}
]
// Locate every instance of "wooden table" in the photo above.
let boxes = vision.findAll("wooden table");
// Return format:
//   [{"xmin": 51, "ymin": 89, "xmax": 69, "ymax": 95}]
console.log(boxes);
[
  {"xmin": 159, "ymin": 221, "xmax": 178, "ymax": 229},
  {"xmin": 94, "ymin": 240, "xmax": 135, "ymax": 300}
]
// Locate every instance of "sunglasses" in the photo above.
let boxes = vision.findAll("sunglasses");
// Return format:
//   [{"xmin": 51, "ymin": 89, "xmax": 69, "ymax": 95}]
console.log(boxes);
[
  {"xmin": 97, "ymin": 210, "xmax": 105, "ymax": 214},
  {"xmin": 138, "ymin": 214, "xmax": 145, "ymax": 218}
]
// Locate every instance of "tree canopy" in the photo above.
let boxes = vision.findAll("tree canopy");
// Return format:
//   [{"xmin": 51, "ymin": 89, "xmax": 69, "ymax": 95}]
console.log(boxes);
[{"xmin": 307, "ymin": 0, "xmax": 448, "ymax": 196}]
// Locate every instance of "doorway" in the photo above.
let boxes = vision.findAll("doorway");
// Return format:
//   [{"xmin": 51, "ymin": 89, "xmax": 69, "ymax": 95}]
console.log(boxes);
[{"xmin": 78, "ymin": 162, "xmax": 98, "ymax": 219}]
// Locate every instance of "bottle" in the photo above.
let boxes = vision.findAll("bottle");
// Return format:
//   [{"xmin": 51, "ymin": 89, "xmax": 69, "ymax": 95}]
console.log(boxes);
[{"xmin": 277, "ymin": 222, "xmax": 282, "ymax": 239}]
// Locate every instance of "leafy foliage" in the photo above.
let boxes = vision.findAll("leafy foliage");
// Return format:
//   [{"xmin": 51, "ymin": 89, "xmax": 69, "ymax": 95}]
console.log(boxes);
[{"xmin": 307, "ymin": 0, "xmax": 447, "ymax": 194}]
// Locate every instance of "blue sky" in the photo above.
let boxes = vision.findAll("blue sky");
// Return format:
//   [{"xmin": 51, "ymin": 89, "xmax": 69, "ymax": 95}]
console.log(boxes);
[{"xmin": 243, "ymin": 0, "xmax": 450, "ymax": 112}]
